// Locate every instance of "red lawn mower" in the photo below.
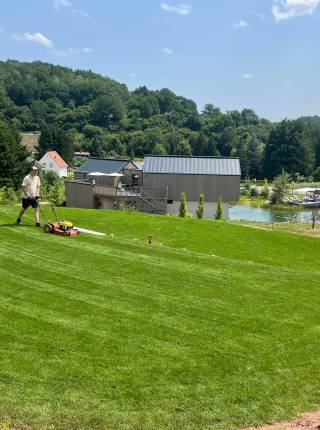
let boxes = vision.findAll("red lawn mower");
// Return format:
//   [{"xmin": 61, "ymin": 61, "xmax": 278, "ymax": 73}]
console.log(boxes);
[{"xmin": 38, "ymin": 201, "xmax": 80, "ymax": 237}]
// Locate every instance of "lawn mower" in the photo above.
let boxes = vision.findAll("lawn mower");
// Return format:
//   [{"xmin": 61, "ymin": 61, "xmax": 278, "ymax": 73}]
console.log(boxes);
[{"xmin": 38, "ymin": 200, "xmax": 80, "ymax": 237}]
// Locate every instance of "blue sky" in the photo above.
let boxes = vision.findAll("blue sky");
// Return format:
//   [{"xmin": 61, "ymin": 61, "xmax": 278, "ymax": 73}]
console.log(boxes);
[{"xmin": 0, "ymin": 0, "xmax": 319, "ymax": 121}]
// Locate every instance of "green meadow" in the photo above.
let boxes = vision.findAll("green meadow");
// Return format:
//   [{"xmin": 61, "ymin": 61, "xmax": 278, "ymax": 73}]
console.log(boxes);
[{"xmin": 0, "ymin": 205, "xmax": 320, "ymax": 430}]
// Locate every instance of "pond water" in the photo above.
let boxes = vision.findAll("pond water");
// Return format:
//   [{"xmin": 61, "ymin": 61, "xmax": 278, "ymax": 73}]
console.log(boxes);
[{"xmin": 229, "ymin": 204, "xmax": 320, "ymax": 224}]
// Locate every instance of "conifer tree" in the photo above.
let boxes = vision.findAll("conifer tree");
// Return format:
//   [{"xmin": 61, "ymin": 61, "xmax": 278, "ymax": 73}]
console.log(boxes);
[
  {"xmin": 179, "ymin": 192, "xmax": 187, "ymax": 218},
  {"xmin": 215, "ymin": 196, "xmax": 223, "ymax": 220},
  {"xmin": 0, "ymin": 122, "xmax": 28, "ymax": 188},
  {"xmin": 197, "ymin": 193, "xmax": 205, "ymax": 219}
]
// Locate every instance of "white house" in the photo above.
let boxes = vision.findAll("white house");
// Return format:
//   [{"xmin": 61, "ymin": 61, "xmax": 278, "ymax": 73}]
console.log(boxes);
[{"xmin": 39, "ymin": 151, "xmax": 68, "ymax": 178}]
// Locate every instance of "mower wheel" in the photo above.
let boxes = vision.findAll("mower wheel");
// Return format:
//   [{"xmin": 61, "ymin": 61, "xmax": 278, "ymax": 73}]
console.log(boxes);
[{"xmin": 44, "ymin": 224, "xmax": 53, "ymax": 234}]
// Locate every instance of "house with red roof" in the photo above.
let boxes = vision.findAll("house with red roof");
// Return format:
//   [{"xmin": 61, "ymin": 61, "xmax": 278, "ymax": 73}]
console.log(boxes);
[{"xmin": 39, "ymin": 151, "xmax": 68, "ymax": 178}]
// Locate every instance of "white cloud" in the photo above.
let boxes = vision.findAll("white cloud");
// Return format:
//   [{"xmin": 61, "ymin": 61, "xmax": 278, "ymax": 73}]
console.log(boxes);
[
  {"xmin": 13, "ymin": 32, "xmax": 54, "ymax": 49},
  {"xmin": 12, "ymin": 31, "xmax": 91, "ymax": 56},
  {"xmin": 53, "ymin": 47, "xmax": 93, "ymax": 56},
  {"xmin": 242, "ymin": 73, "xmax": 255, "ymax": 79},
  {"xmin": 160, "ymin": 3, "xmax": 193, "ymax": 16},
  {"xmin": 162, "ymin": 47, "xmax": 174, "ymax": 55},
  {"xmin": 71, "ymin": 9, "xmax": 91, "ymax": 18},
  {"xmin": 285, "ymin": 80, "xmax": 293, "ymax": 85},
  {"xmin": 54, "ymin": 0, "xmax": 71, "ymax": 9},
  {"xmin": 250, "ymin": 11, "xmax": 264, "ymax": 20},
  {"xmin": 272, "ymin": 0, "xmax": 320, "ymax": 21},
  {"xmin": 0, "ymin": 29, "xmax": 4, "ymax": 34},
  {"xmin": 53, "ymin": 47, "xmax": 77, "ymax": 56},
  {"xmin": 130, "ymin": 72, "xmax": 137, "ymax": 78},
  {"xmin": 233, "ymin": 20, "xmax": 248, "ymax": 29},
  {"xmin": 55, "ymin": 1, "xmax": 91, "ymax": 18}
]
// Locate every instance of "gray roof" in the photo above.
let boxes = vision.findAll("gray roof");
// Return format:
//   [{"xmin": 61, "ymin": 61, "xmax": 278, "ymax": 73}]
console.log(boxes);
[
  {"xmin": 144, "ymin": 156, "xmax": 241, "ymax": 176},
  {"xmin": 76, "ymin": 158, "xmax": 132, "ymax": 174}
]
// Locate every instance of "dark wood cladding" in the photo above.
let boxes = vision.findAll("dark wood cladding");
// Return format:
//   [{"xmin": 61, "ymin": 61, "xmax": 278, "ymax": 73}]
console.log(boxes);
[
  {"xmin": 65, "ymin": 181, "xmax": 94, "ymax": 208},
  {"xmin": 143, "ymin": 173, "xmax": 240, "ymax": 201}
]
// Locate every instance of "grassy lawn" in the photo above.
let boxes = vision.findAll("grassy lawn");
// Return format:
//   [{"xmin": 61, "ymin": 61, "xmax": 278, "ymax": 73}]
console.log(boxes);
[
  {"xmin": 232, "ymin": 219, "xmax": 320, "ymax": 239},
  {"xmin": 1, "ymin": 205, "xmax": 320, "ymax": 430}
]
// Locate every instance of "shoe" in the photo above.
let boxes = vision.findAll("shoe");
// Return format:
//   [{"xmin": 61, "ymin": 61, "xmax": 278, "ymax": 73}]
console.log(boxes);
[
  {"xmin": 16, "ymin": 218, "xmax": 21, "ymax": 224},
  {"xmin": 35, "ymin": 222, "xmax": 41, "ymax": 227}
]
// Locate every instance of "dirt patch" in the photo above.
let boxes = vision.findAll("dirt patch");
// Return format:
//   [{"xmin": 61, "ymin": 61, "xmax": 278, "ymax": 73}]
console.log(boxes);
[{"xmin": 243, "ymin": 411, "xmax": 320, "ymax": 430}]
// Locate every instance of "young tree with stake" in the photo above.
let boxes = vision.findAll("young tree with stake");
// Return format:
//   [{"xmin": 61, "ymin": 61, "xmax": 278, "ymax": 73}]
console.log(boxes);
[
  {"xmin": 215, "ymin": 196, "xmax": 223, "ymax": 220},
  {"xmin": 197, "ymin": 193, "xmax": 205, "ymax": 219},
  {"xmin": 179, "ymin": 192, "xmax": 187, "ymax": 218}
]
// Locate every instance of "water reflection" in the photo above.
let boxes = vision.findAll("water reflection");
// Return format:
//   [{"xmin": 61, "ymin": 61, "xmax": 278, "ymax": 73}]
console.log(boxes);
[{"xmin": 230, "ymin": 204, "xmax": 320, "ymax": 224}]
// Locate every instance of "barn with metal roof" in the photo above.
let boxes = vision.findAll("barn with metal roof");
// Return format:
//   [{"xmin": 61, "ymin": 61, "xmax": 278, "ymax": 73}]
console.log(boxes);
[{"xmin": 143, "ymin": 156, "xmax": 241, "ymax": 219}]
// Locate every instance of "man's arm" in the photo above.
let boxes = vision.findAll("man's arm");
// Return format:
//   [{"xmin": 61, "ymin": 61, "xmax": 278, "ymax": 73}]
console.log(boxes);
[
  {"xmin": 21, "ymin": 185, "xmax": 28, "ymax": 197},
  {"xmin": 36, "ymin": 178, "xmax": 40, "ymax": 198},
  {"xmin": 21, "ymin": 177, "xmax": 29, "ymax": 197}
]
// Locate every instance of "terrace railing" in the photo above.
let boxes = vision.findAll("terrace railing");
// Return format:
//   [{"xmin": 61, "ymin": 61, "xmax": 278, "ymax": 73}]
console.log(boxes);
[{"xmin": 114, "ymin": 186, "xmax": 168, "ymax": 214}]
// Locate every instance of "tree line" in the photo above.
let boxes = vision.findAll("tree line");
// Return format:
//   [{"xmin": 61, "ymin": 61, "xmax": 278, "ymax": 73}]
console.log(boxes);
[{"xmin": 1, "ymin": 60, "xmax": 320, "ymax": 181}]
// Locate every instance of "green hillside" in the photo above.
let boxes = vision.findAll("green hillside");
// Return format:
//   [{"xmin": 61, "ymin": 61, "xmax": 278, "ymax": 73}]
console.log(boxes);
[
  {"xmin": 1, "ymin": 206, "xmax": 320, "ymax": 430},
  {"xmin": 1, "ymin": 60, "xmax": 320, "ymax": 180}
]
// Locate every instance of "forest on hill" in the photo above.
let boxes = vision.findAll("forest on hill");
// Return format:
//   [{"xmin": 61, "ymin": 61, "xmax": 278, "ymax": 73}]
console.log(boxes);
[{"xmin": 1, "ymin": 59, "xmax": 320, "ymax": 180}]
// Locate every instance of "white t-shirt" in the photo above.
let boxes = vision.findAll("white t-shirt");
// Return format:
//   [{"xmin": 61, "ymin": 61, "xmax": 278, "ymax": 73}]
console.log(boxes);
[{"xmin": 22, "ymin": 174, "xmax": 41, "ymax": 198}]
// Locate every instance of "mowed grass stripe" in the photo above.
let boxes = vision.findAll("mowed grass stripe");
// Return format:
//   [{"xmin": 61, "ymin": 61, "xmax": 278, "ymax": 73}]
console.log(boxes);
[{"xmin": 0, "ymin": 256, "xmax": 314, "ymax": 350}]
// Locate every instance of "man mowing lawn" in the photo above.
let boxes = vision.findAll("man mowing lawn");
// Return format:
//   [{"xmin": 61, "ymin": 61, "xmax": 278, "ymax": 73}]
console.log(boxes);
[{"xmin": 16, "ymin": 166, "xmax": 41, "ymax": 227}]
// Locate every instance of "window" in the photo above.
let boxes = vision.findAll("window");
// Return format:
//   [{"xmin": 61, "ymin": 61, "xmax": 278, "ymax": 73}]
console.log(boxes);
[{"xmin": 167, "ymin": 200, "xmax": 173, "ymax": 204}]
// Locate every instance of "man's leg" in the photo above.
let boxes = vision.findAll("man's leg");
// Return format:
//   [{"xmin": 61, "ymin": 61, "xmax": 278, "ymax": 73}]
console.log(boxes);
[
  {"xmin": 17, "ymin": 201, "xmax": 27, "ymax": 224},
  {"xmin": 34, "ymin": 207, "xmax": 40, "ymax": 226}
]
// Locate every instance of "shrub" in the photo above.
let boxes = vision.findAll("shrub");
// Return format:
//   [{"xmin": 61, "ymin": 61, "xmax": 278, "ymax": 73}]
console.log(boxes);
[
  {"xmin": 241, "ymin": 188, "xmax": 250, "ymax": 197},
  {"xmin": 0, "ymin": 187, "xmax": 18, "ymax": 204},
  {"xmin": 260, "ymin": 186, "xmax": 270, "ymax": 199},
  {"xmin": 117, "ymin": 200, "xmax": 136, "ymax": 212},
  {"xmin": 250, "ymin": 187, "xmax": 259, "ymax": 198},
  {"xmin": 47, "ymin": 181, "xmax": 66, "ymax": 207},
  {"xmin": 197, "ymin": 194, "xmax": 205, "ymax": 219},
  {"xmin": 241, "ymin": 180, "xmax": 252, "ymax": 197},
  {"xmin": 179, "ymin": 192, "xmax": 187, "ymax": 218},
  {"xmin": 271, "ymin": 171, "xmax": 290, "ymax": 204},
  {"xmin": 291, "ymin": 172, "xmax": 304, "ymax": 183},
  {"xmin": 0, "ymin": 187, "xmax": 6, "ymax": 205},
  {"xmin": 5, "ymin": 187, "xmax": 17, "ymax": 202},
  {"xmin": 313, "ymin": 167, "xmax": 320, "ymax": 181},
  {"xmin": 215, "ymin": 196, "xmax": 223, "ymax": 220},
  {"xmin": 42, "ymin": 171, "xmax": 60, "ymax": 186},
  {"xmin": 41, "ymin": 172, "xmax": 66, "ymax": 207},
  {"xmin": 244, "ymin": 180, "xmax": 251, "ymax": 191}
]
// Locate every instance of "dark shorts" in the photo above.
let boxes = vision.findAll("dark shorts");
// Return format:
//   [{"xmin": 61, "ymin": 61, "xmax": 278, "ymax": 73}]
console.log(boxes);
[{"xmin": 22, "ymin": 198, "xmax": 39, "ymax": 210}]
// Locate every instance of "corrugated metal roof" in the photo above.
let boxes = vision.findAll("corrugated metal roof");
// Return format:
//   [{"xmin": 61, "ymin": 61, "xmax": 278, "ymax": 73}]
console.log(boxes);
[
  {"xmin": 76, "ymin": 158, "xmax": 131, "ymax": 174},
  {"xmin": 144, "ymin": 156, "xmax": 241, "ymax": 176}
]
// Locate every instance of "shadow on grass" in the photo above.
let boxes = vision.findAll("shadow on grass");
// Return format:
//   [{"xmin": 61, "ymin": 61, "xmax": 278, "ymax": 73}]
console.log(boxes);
[{"xmin": 0, "ymin": 223, "xmax": 34, "ymax": 228}]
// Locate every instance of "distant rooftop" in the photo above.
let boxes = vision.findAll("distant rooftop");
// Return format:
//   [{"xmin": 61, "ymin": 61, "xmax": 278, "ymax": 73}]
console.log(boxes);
[
  {"xmin": 144, "ymin": 156, "xmax": 241, "ymax": 176},
  {"xmin": 45, "ymin": 151, "xmax": 68, "ymax": 168},
  {"xmin": 74, "ymin": 151, "xmax": 90, "ymax": 157},
  {"xmin": 76, "ymin": 157, "xmax": 135, "ymax": 174},
  {"xmin": 21, "ymin": 133, "xmax": 40, "ymax": 150}
]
